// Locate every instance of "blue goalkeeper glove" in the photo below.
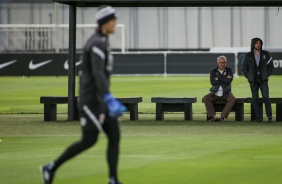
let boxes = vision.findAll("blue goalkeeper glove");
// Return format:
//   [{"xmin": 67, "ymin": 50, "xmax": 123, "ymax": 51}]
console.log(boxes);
[{"xmin": 103, "ymin": 93, "xmax": 127, "ymax": 117}]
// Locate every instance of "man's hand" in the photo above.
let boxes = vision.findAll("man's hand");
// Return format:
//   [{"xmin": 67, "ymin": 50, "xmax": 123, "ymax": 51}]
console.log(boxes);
[
  {"xmin": 103, "ymin": 93, "xmax": 127, "ymax": 118},
  {"xmin": 215, "ymin": 77, "xmax": 218, "ymax": 80},
  {"xmin": 227, "ymin": 75, "xmax": 232, "ymax": 78}
]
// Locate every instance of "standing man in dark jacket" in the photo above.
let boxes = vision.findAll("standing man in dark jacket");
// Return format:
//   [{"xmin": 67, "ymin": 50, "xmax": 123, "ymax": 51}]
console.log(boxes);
[
  {"xmin": 40, "ymin": 5, "xmax": 126, "ymax": 184},
  {"xmin": 242, "ymin": 37, "xmax": 274, "ymax": 122},
  {"xmin": 203, "ymin": 55, "xmax": 236, "ymax": 122}
]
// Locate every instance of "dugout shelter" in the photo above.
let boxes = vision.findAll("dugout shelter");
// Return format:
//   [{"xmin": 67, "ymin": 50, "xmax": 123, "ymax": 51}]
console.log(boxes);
[{"xmin": 52, "ymin": 0, "xmax": 282, "ymax": 121}]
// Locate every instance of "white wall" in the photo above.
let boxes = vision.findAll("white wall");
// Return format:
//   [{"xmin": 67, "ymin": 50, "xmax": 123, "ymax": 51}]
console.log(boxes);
[{"xmin": 1, "ymin": 3, "xmax": 282, "ymax": 50}]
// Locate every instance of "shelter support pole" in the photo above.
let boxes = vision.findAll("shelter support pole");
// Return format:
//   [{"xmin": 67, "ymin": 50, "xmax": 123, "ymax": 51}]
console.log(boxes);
[{"xmin": 67, "ymin": 4, "xmax": 76, "ymax": 121}]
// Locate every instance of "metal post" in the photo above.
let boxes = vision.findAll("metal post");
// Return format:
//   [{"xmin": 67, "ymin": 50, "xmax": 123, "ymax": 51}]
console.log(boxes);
[
  {"xmin": 121, "ymin": 24, "xmax": 125, "ymax": 53},
  {"xmin": 211, "ymin": 7, "xmax": 215, "ymax": 47},
  {"xmin": 81, "ymin": 8, "xmax": 85, "ymax": 49},
  {"xmin": 198, "ymin": 7, "xmax": 202, "ymax": 48},
  {"xmin": 158, "ymin": 8, "xmax": 161, "ymax": 48},
  {"xmin": 49, "ymin": 13, "xmax": 53, "ymax": 50},
  {"xmin": 163, "ymin": 7, "xmax": 168, "ymax": 49},
  {"xmin": 239, "ymin": 8, "xmax": 243, "ymax": 46},
  {"xmin": 230, "ymin": 7, "xmax": 234, "ymax": 47},
  {"xmin": 184, "ymin": 7, "xmax": 188, "ymax": 48},
  {"xmin": 68, "ymin": 4, "xmax": 76, "ymax": 121},
  {"xmin": 264, "ymin": 7, "xmax": 269, "ymax": 46},
  {"xmin": 134, "ymin": 7, "xmax": 138, "ymax": 49},
  {"xmin": 55, "ymin": 2, "xmax": 59, "ymax": 53}
]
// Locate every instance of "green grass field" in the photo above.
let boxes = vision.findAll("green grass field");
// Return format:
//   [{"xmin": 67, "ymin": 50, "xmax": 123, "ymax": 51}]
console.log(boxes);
[
  {"xmin": 0, "ymin": 75, "xmax": 281, "ymax": 114},
  {"xmin": 1, "ymin": 76, "xmax": 282, "ymax": 184}
]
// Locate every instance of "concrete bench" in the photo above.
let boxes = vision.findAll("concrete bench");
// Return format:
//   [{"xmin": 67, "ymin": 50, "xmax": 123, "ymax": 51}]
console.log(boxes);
[
  {"xmin": 40, "ymin": 96, "xmax": 79, "ymax": 121},
  {"xmin": 202, "ymin": 97, "xmax": 246, "ymax": 121},
  {"xmin": 40, "ymin": 96, "xmax": 142, "ymax": 121},
  {"xmin": 151, "ymin": 97, "xmax": 197, "ymax": 121},
  {"xmin": 245, "ymin": 97, "xmax": 282, "ymax": 122},
  {"xmin": 118, "ymin": 97, "xmax": 142, "ymax": 121}
]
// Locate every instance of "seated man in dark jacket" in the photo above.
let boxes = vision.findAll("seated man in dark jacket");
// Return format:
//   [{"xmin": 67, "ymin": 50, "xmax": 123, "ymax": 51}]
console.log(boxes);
[{"xmin": 203, "ymin": 55, "xmax": 236, "ymax": 122}]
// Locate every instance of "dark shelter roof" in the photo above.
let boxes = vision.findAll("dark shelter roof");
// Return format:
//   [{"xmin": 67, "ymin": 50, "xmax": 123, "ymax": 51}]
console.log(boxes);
[{"xmin": 52, "ymin": 0, "xmax": 282, "ymax": 7}]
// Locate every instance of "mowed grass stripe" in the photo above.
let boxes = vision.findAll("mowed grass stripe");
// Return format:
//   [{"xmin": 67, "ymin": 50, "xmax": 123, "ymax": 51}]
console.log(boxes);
[
  {"xmin": 1, "ymin": 134, "xmax": 282, "ymax": 184},
  {"xmin": 0, "ymin": 76, "xmax": 281, "ymax": 114},
  {"xmin": 1, "ymin": 114, "xmax": 282, "ymax": 183}
]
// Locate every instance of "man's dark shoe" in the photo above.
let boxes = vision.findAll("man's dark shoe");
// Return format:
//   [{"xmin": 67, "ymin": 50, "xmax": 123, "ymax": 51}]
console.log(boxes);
[
  {"xmin": 209, "ymin": 116, "xmax": 217, "ymax": 122},
  {"xmin": 254, "ymin": 118, "xmax": 261, "ymax": 122},
  {"xmin": 268, "ymin": 117, "xmax": 273, "ymax": 123},
  {"xmin": 218, "ymin": 117, "xmax": 225, "ymax": 122}
]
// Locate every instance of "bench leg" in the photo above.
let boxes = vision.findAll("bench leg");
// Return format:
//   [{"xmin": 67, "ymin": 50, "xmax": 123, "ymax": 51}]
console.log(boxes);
[
  {"xmin": 44, "ymin": 104, "xmax": 56, "ymax": 121},
  {"xmin": 235, "ymin": 104, "xmax": 244, "ymax": 121},
  {"xmin": 129, "ymin": 104, "xmax": 138, "ymax": 121},
  {"xmin": 276, "ymin": 103, "xmax": 282, "ymax": 122},
  {"xmin": 184, "ymin": 103, "xmax": 193, "ymax": 120},
  {"xmin": 156, "ymin": 103, "xmax": 164, "ymax": 121}
]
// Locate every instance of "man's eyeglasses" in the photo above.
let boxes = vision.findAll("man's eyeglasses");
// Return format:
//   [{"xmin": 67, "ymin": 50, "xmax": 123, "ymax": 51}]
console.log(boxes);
[{"xmin": 218, "ymin": 62, "xmax": 227, "ymax": 64}]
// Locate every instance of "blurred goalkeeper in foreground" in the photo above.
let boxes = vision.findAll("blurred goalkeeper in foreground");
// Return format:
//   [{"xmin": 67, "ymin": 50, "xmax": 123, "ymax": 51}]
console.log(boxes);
[{"xmin": 40, "ymin": 5, "xmax": 126, "ymax": 184}]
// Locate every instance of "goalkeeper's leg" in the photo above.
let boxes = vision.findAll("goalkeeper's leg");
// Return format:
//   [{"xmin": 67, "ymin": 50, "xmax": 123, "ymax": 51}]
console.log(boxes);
[
  {"xmin": 40, "ymin": 114, "xmax": 100, "ymax": 184},
  {"xmin": 103, "ymin": 115, "xmax": 121, "ymax": 184}
]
